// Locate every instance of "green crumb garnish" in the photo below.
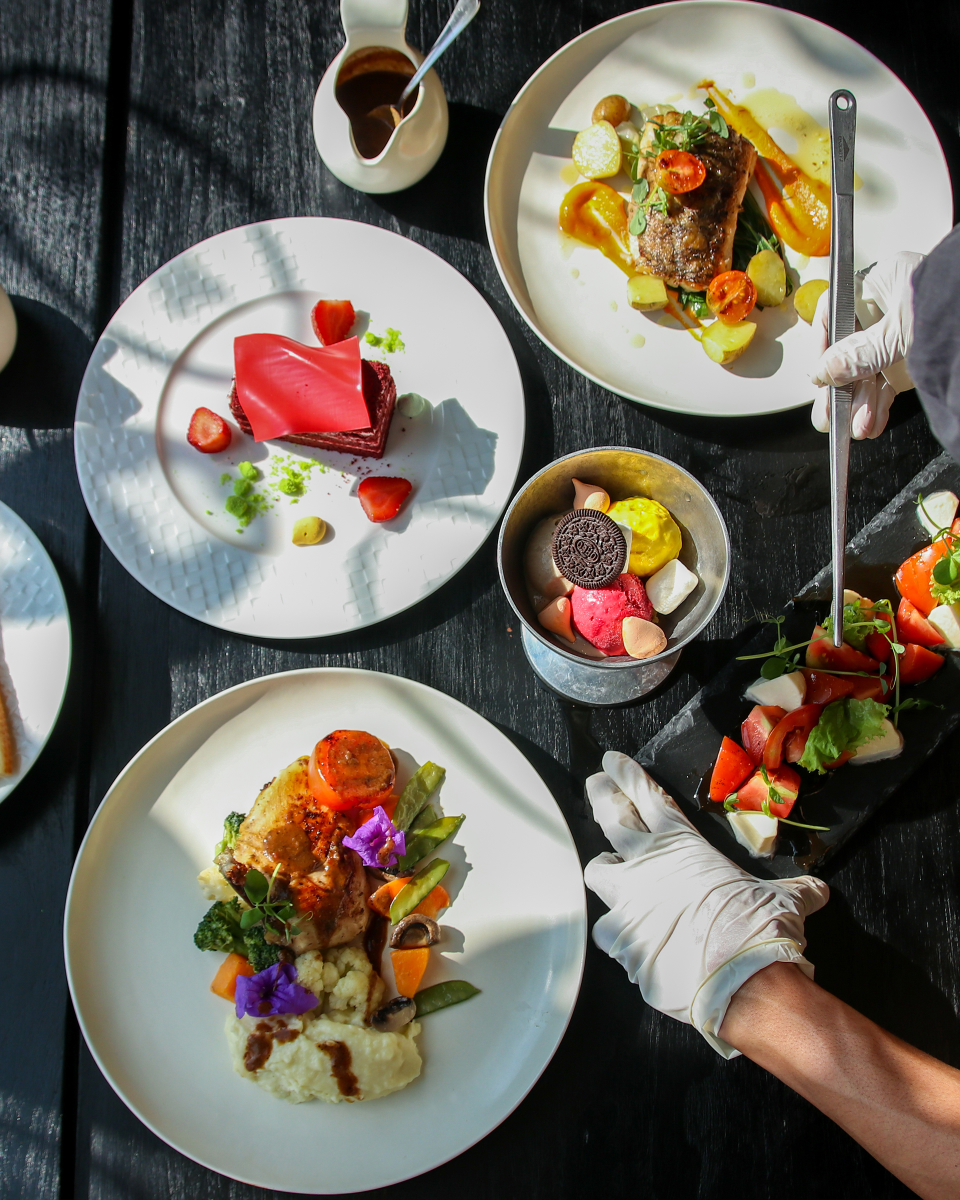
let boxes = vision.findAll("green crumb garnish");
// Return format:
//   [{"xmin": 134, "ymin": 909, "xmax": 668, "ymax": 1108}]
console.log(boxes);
[
  {"xmin": 233, "ymin": 478, "xmax": 252, "ymax": 497},
  {"xmin": 225, "ymin": 495, "xmax": 249, "ymax": 519},
  {"xmin": 238, "ymin": 461, "xmax": 259, "ymax": 481},
  {"xmin": 220, "ymin": 473, "xmax": 231, "ymax": 486},
  {"xmin": 278, "ymin": 477, "xmax": 303, "ymax": 497},
  {"xmin": 205, "ymin": 509, "xmax": 213, "ymax": 516},
  {"xmin": 364, "ymin": 326, "xmax": 405, "ymax": 354}
]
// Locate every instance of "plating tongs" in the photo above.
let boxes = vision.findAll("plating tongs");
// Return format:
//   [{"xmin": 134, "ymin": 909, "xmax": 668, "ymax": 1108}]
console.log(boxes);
[{"xmin": 828, "ymin": 90, "xmax": 857, "ymax": 646}]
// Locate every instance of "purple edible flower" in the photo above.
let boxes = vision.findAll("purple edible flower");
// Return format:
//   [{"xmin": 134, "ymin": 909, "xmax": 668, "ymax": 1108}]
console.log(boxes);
[
  {"xmin": 235, "ymin": 962, "xmax": 317, "ymax": 1020},
  {"xmin": 342, "ymin": 805, "xmax": 406, "ymax": 869}
]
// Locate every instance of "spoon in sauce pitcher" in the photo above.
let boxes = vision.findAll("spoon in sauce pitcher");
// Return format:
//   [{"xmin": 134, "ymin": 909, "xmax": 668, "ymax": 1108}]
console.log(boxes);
[{"xmin": 368, "ymin": 0, "xmax": 480, "ymax": 131}]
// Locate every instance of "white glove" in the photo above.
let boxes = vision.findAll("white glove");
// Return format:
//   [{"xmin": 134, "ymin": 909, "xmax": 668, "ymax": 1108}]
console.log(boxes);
[
  {"xmin": 810, "ymin": 251, "xmax": 923, "ymax": 439},
  {"xmin": 584, "ymin": 752, "xmax": 829, "ymax": 1058}
]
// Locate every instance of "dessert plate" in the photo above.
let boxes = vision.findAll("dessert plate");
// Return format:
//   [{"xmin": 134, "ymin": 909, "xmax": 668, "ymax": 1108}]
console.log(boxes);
[
  {"xmin": 484, "ymin": 0, "xmax": 952, "ymax": 417},
  {"xmin": 0, "ymin": 500, "xmax": 71, "ymax": 804},
  {"xmin": 75, "ymin": 218, "xmax": 525, "ymax": 637},
  {"xmin": 64, "ymin": 667, "xmax": 586, "ymax": 1193}
]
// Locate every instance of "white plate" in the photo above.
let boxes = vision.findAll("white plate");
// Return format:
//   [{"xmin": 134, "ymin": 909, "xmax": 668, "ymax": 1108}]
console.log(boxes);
[
  {"xmin": 484, "ymin": 0, "xmax": 953, "ymax": 416},
  {"xmin": 75, "ymin": 218, "xmax": 525, "ymax": 637},
  {"xmin": 64, "ymin": 668, "xmax": 586, "ymax": 1193},
  {"xmin": 0, "ymin": 500, "xmax": 71, "ymax": 803}
]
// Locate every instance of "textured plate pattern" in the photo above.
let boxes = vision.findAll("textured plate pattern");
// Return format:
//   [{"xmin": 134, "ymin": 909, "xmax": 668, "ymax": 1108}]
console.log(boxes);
[{"xmin": 75, "ymin": 218, "xmax": 524, "ymax": 637}]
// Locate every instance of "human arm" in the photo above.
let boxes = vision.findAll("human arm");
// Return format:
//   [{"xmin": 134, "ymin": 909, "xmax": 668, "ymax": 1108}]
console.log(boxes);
[{"xmin": 721, "ymin": 961, "xmax": 960, "ymax": 1200}]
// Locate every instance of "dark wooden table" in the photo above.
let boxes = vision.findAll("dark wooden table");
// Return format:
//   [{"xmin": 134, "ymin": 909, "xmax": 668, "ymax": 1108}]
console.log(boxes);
[{"xmin": 3, "ymin": 1, "xmax": 959, "ymax": 1197}]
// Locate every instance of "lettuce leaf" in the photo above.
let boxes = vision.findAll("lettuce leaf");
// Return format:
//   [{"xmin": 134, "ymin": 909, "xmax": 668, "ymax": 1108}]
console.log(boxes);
[
  {"xmin": 798, "ymin": 698, "xmax": 889, "ymax": 774},
  {"xmin": 932, "ymin": 580, "xmax": 960, "ymax": 606}
]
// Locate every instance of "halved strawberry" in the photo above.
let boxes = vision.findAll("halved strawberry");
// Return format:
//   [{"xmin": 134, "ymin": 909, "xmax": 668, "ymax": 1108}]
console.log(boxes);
[
  {"xmin": 709, "ymin": 737, "xmax": 755, "ymax": 801},
  {"xmin": 896, "ymin": 598, "xmax": 945, "ymax": 648},
  {"xmin": 311, "ymin": 299, "xmax": 356, "ymax": 346},
  {"xmin": 357, "ymin": 476, "xmax": 413, "ymax": 523},
  {"xmin": 187, "ymin": 407, "xmax": 231, "ymax": 453}
]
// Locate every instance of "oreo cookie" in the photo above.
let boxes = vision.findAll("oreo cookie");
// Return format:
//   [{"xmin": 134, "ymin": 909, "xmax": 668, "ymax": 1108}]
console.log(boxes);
[{"xmin": 551, "ymin": 509, "xmax": 627, "ymax": 589}]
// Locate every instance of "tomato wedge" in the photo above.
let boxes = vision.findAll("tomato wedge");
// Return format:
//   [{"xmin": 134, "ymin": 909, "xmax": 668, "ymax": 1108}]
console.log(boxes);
[
  {"xmin": 896, "ymin": 537, "xmax": 955, "ymax": 616},
  {"xmin": 706, "ymin": 270, "xmax": 757, "ymax": 325},
  {"xmin": 896, "ymin": 597, "xmax": 946, "ymax": 648},
  {"xmin": 741, "ymin": 705, "xmax": 787, "ymax": 765},
  {"xmin": 733, "ymin": 765, "xmax": 800, "ymax": 820},
  {"xmin": 800, "ymin": 669, "xmax": 855, "ymax": 705},
  {"xmin": 805, "ymin": 625, "xmax": 881, "ymax": 673},
  {"xmin": 848, "ymin": 673, "xmax": 893, "ymax": 702},
  {"xmin": 762, "ymin": 704, "xmax": 823, "ymax": 770},
  {"xmin": 656, "ymin": 149, "xmax": 706, "ymax": 194},
  {"xmin": 898, "ymin": 643, "xmax": 945, "ymax": 686},
  {"xmin": 709, "ymin": 737, "xmax": 755, "ymax": 801},
  {"xmin": 308, "ymin": 729, "xmax": 396, "ymax": 810}
]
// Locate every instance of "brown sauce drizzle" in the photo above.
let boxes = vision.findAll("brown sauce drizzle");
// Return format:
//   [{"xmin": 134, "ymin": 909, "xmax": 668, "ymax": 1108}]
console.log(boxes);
[
  {"xmin": 335, "ymin": 46, "xmax": 418, "ymax": 160},
  {"xmin": 244, "ymin": 1020, "xmax": 301, "ymax": 1073},
  {"xmin": 262, "ymin": 822, "xmax": 317, "ymax": 874},
  {"xmin": 318, "ymin": 1040, "xmax": 361, "ymax": 1098},
  {"xmin": 364, "ymin": 913, "xmax": 388, "ymax": 976}
]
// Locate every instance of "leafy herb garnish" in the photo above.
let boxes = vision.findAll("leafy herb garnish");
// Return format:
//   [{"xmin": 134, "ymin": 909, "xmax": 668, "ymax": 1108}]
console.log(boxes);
[
  {"xmin": 241, "ymin": 864, "xmax": 302, "ymax": 941},
  {"xmin": 731, "ymin": 190, "xmax": 794, "ymax": 300},
  {"xmin": 918, "ymin": 493, "xmax": 960, "ymax": 603}
]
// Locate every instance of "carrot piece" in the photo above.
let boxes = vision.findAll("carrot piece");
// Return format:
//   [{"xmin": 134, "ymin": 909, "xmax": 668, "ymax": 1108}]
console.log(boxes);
[
  {"xmin": 368, "ymin": 877, "xmax": 450, "ymax": 919},
  {"xmin": 210, "ymin": 952, "xmax": 255, "ymax": 1001},
  {"xmin": 391, "ymin": 947, "xmax": 430, "ymax": 999}
]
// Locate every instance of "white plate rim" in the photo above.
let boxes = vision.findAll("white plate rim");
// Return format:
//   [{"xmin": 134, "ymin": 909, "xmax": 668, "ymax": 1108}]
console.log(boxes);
[
  {"xmin": 75, "ymin": 216, "xmax": 526, "ymax": 638},
  {"xmin": 63, "ymin": 666, "xmax": 587, "ymax": 1191},
  {"xmin": 483, "ymin": 0, "xmax": 954, "ymax": 417}
]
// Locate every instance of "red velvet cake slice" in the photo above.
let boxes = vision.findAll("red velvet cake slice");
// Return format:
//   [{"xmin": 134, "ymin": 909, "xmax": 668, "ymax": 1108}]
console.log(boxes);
[{"xmin": 230, "ymin": 359, "xmax": 397, "ymax": 459}]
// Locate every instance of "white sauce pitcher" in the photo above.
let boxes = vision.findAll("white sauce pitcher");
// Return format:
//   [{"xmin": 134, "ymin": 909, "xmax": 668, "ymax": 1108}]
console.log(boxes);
[{"xmin": 313, "ymin": 0, "xmax": 449, "ymax": 194}]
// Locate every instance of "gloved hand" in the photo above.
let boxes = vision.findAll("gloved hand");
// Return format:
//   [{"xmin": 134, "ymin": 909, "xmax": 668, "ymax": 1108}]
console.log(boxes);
[
  {"xmin": 584, "ymin": 752, "xmax": 829, "ymax": 1058},
  {"xmin": 810, "ymin": 251, "xmax": 923, "ymax": 439}
]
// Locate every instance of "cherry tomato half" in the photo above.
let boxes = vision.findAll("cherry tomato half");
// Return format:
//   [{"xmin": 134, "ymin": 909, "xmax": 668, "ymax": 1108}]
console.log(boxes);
[
  {"xmin": 706, "ymin": 271, "xmax": 758, "ymax": 325},
  {"xmin": 655, "ymin": 150, "xmax": 706, "ymax": 194}
]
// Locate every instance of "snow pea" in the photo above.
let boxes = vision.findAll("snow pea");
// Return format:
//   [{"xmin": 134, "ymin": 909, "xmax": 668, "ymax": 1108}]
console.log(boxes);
[
  {"xmin": 398, "ymin": 815, "xmax": 465, "ymax": 873},
  {"xmin": 414, "ymin": 980, "xmax": 480, "ymax": 1017},
  {"xmin": 389, "ymin": 858, "xmax": 449, "ymax": 924},
  {"xmin": 408, "ymin": 804, "xmax": 438, "ymax": 833},
  {"xmin": 393, "ymin": 762, "xmax": 445, "ymax": 831}
]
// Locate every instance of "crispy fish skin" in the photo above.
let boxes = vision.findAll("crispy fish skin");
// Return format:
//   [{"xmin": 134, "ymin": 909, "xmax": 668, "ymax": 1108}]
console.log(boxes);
[
  {"xmin": 627, "ymin": 112, "xmax": 758, "ymax": 291},
  {"xmin": 227, "ymin": 757, "xmax": 370, "ymax": 952}
]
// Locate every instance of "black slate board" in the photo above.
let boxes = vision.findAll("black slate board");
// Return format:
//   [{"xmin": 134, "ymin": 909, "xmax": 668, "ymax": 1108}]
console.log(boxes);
[{"xmin": 639, "ymin": 453, "xmax": 960, "ymax": 879}]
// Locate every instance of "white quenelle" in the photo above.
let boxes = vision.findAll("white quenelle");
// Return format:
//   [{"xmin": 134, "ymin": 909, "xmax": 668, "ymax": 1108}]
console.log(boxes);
[
  {"xmin": 850, "ymin": 718, "xmax": 904, "ymax": 764},
  {"xmin": 727, "ymin": 810, "xmax": 778, "ymax": 859},
  {"xmin": 645, "ymin": 557, "xmax": 698, "ymax": 615},
  {"xmin": 743, "ymin": 670, "xmax": 806, "ymax": 712}
]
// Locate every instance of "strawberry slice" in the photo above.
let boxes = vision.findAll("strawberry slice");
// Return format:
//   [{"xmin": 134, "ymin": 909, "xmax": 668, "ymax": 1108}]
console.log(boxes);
[
  {"xmin": 357, "ymin": 476, "xmax": 413, "ymax": 522},
  {"xmin": 311, "ymin": 299, "xmax": 356, "ymax": 346},
  {"xmin": 187, "ymin": 407, "xmax": 231, "ymax": 453}
]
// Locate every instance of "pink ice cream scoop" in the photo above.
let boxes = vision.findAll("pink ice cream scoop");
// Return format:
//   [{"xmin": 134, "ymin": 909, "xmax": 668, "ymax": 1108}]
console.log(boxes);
[{"xmin": 570, "ymin": 574, "xmax": 654, "ymax": 655}]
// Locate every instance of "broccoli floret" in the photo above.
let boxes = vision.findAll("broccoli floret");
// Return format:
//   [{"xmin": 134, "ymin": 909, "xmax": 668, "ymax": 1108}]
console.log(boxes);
[
  {"xmin": 242, "ymin": 924, "xmax": 283, "ymax": 973},
  {"xmin": 193, "ymin": 899, "xmax": 246, "ymax": 954},
  {"xmin": 215, "ymin": 811, "xmax": 246, "ymax": 857}
]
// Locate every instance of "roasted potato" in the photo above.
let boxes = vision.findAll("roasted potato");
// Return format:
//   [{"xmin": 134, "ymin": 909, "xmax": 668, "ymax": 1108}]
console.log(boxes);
[
  {"xmin": 592, "ymin": 94, "xmax": 631, "ymax": 126},
  {"xmin": 747, "ymin": 249, "xmax": 787, "ymax": 307},
  {"xmin": 701, "ymin": 320, "xmax": 756, "ymax": 365},
  {"xmin": 626, "ymin": 275, "xmax": 668, "ymax": 312},
  {"xmin": 572, "ymin": 120, "xmax": 622, "ymax": 179},
  {"xmin": 794, "ymin": 278, "xmax": 829, "ymax": 324}
]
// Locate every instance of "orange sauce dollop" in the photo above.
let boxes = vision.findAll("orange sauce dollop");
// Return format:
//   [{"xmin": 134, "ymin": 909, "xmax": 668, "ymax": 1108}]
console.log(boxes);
[
  {"xmin": 559, "ymin": 182, "xmax": 634, "ymax": 275},
  {"xmin": 699, "ymin": 81, "xmax": 831, "ymax": 258}
]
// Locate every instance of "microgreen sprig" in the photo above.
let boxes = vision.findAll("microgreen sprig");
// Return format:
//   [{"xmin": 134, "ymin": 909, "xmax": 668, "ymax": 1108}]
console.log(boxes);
[{"xmin": 241, "ymin": 864, "xmax": 302, "ymax": 941}]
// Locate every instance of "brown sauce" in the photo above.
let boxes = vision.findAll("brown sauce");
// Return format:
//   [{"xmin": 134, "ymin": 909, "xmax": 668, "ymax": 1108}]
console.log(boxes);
[
  {"xmin": 364, "ymin": 912, "xmax": 389, "ymax": 976},
  {"xmin": 318, "ymin": 1040, "xmax": 361, "ymax": 1097},
  {"xmin": 262, "ymin": 823, "xmax": 316, "ymax": 874},
  {"xmin": 244, "ymin": 1020, "xmax": 301, "ymax": 1073},
  {"xmin": 335, "ymin": 47, "xmax": 418, "ymax": 160}
]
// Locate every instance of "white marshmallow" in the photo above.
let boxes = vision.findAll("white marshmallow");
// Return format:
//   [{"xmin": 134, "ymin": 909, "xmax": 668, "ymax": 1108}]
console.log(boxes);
[{"xmin": 645, "ymin": 557, "xmax": 698, "ymax": 615}]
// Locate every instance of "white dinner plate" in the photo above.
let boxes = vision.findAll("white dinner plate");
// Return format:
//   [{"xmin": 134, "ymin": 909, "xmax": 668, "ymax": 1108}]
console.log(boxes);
[
  {"xmin": 485, "ymin": 0, "xmax": 953, "ymax": 416},
  {"xmin": 0, "ymin": 500, "xmax": 71, "ymax": 803},
  {"xmin": 64, "ymin": 668, "xmax": 586, "ymax": 1193},
  {"xmin": 75, "ymin": 218, "xmax": 525, "ymax": 637}
]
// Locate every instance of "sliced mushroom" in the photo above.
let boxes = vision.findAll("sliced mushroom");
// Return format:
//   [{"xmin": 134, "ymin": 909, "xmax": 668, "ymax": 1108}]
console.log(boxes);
[
  {"xmin": 371, "ymin": 995, "xmax": 416, "ymax": 1032},
  {"xmin": 389, "ymin": 913, "xmax": 441, "ymax": 949}
]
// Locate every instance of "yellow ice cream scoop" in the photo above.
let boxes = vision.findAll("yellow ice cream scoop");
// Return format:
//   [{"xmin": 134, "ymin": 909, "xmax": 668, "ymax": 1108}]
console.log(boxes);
[{"xmin": 607, "ymin": 496, "xmax": 681, "ymax": 576}]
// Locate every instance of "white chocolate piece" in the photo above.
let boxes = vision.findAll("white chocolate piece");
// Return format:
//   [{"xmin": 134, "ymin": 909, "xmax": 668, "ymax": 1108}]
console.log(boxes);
[
  {"xmin": 928, "ymin": 603, "xmax": 960, "ymax": 649},
  {"xmin": 743, "ymin": 670, "xmax": 806, "ymax": 712},
  {"xmin": 572, "ymin": 478, "xmax": 610, "ymax": 512},
  {"xmin": 645, "ymin": 558, "xmax": 698, "ymax": 615},
  {"xmin": 537, "ymin": 596, "xmax": 575, "ymax": 642},
  {"xmin": 622, "ymin": 616, "xmax": 667, "ymax": 659},
  {"xmin": 917, "ymin": 490, "xmax": 959, "ymax": 537},
  {"xmin": 523, "ymin": 514, "xmax": 574, "ymax": 603},
  {"xmin": 727, "ymin": 811, "xmax": 778, "ymax": 858}
]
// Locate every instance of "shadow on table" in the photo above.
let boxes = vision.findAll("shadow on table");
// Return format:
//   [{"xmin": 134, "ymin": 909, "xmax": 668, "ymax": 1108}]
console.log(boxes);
[{"xmin": 0, "ymin": 297, "xmax": 92, "ymax": 429}]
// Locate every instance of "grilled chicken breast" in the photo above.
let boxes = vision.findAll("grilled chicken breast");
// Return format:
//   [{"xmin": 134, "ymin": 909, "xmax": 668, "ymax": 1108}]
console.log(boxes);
[
  {"xmin": 221, "ymin": 757, "xmax": 370, "ymax": 952},
  {"xmin": 627, "ymin": 112, "xmax": 757, "ymax": 291}
]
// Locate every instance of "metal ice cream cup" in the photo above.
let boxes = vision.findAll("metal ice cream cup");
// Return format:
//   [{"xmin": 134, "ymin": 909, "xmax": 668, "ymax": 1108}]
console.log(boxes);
[{"xmin": 497, "ymin": 447, "xmax": 730, "ymax": 705}]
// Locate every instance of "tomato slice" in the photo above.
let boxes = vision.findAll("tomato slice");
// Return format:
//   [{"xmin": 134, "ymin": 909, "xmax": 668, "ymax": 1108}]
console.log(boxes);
[
  {"xmin": 706, "ymin": 271, "xmax": 757, "ymax": 325},
  {"xmin": 741, "ymin": 705, "xmax": 787, "ymax": 765},
  {"xmin": 896, "ymin": 538, "xmax": 953, "ymax": 616},
  {"xmin": 898, "ymin": 643, "xmax": 945, "ymax": 686},
  {"xmin": 848, "ymin": 673, "xmax": 894, "ymax": 702},
  {"xmin": 656, "ymin": 149, "xmax": 707, "ymax": 194},
  {"xmin": 734, "ymin": 765, "xmax": 800, "ymax": 820},
  {"xmin": 805, "ymin": 625, "xmax": 881, "ymax": 673},
  {"xmin": 709, "ymin": 736, "xmax": 755, "ymax": 801},
  {"xmin": 308, "ymin": 730, "xmax": 396, "ymax": 810},
  {"xmin": 896, "ymin": 597, "xmax": 946, "ymax": 648},
  {"xmin": 762, "ymin": 704, "xmax": 823, "ymax": 770},
  {"xmin": 800, "ymin": 669, "xmax": 855, "ymax": 705}
]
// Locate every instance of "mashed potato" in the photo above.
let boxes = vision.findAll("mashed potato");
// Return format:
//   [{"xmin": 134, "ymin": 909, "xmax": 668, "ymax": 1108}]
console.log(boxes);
[{"xmin": 225, "ymin": 944, "xmax": 421, "ymax": 1103}]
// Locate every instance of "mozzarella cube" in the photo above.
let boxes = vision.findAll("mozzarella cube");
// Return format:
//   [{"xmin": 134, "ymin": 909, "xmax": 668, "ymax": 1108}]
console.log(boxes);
[
  {"xmin": 917, "ymin": 491, "xmax": 959, "ymax": 538},
  {"xmin": 645, "ymin": 558, "xmax": 698, "ymax": 615},
  {"xmin": 743, "ymin": 670, "xmax": 806, "ymax": 712},
  {"xmin": 850, "ymin": 718, "xmax": 904, "ymax": 764},
  {"xmin": 727, "ymin": 811, "xmax": 778, "ymax": 858},
  {"xmin": 928, "ymin": 603, "xmax": 960, "ymax": 650},
  {"xmin": 843, "ymin": 589, "xmax": 864, "ymax": 606}
]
